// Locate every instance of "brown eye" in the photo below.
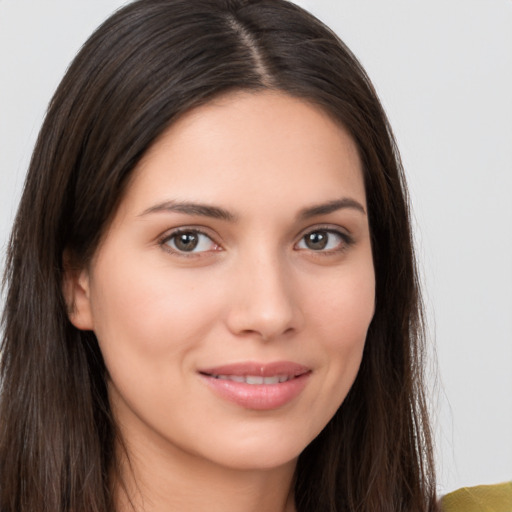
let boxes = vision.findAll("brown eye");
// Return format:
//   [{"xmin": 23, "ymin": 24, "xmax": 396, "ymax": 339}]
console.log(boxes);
[
  {"xmin": 164, "ymin": 230, "xmax": 218, "ymax": 253},
  {"xmin": 304, "ymin": 231, "xmax": 329, "ymax": 250},
  {"xmin": 174, "ymin": 232, "xmax": 199, "ymax": 251},
  {"xmin": 297, "ymin": 229, "xmax": 350, "ymax": 252}
]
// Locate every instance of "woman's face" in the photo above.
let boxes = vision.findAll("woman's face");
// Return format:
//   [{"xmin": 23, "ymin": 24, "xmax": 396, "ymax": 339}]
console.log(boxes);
[{"xmin": 67, "ymin": 91, "xmax": 375, "ymax": 471}]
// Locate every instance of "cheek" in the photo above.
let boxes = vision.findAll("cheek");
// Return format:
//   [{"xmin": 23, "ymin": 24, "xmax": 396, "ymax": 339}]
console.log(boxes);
[
  {"xmin": 310, "ymin": 262, "xmax": 375, "ymax": 346},
  {"xmin": 87, "ymin": 261, "xmax": 226, "ymax": 428},
  {"xmin": 306, "ymin": 261, "xmax": 374, "ymax": 393},
  {"xmin": 88, "ymin": 257, "xmax": 224, "ymax": 363}
]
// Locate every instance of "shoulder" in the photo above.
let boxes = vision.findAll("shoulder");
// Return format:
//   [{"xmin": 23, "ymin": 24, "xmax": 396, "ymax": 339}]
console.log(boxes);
[{"xmin": 441, "ymin": 482, "xmax": 512, "ymax": 512}]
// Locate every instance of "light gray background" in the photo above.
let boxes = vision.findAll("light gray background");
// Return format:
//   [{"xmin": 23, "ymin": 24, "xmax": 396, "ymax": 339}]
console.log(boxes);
[{"xmin": 1, "ymin": 0, "xmax": 511, "ymax": 495}]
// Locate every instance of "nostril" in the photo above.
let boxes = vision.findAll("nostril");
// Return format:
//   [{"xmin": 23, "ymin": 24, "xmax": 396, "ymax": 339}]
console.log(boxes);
[{"xmin": 224, "ymin": 266, "xmax": 303, "ymax": 340}]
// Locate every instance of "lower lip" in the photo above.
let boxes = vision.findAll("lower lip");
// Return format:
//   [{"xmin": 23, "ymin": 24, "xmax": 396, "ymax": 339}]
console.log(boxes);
[{"xmin": 200, "ymin": 373, "xmax": 311, "ymax": 410}]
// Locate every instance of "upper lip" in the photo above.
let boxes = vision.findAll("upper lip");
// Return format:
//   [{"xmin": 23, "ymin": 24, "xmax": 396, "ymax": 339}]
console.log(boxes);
[{"xmin": 198, "ymin": 361, "xmax": 310, "ymax": 378}]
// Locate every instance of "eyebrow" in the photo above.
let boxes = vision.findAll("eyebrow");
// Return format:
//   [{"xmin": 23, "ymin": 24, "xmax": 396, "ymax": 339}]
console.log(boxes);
[
  {"xmin": 139, "ymin": 200, "xmax": 237, "ymax": 221},
  {"xmin": 139, "ymin": 197, "xmax": 366, "ymax": 222},
  {"xmin": 298, "ymin": 198, "xmax": 366, "ymax": 219}
]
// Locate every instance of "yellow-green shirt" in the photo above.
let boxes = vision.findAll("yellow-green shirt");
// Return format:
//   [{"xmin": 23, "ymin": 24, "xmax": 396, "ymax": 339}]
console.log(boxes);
[{"xmin": 441, "ymin": 482, "xmax": 512, "ymax": 512}]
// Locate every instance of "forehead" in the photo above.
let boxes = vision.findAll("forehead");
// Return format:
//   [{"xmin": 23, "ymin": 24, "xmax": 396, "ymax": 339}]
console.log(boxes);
[{"xmin": 120, "ymin": 91, "xmax": 366, "ymax": 217}]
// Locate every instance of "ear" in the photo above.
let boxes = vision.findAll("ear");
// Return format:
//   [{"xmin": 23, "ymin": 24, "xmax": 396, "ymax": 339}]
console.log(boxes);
[{"xmin": 62, "ymin": 251, "xmax": 94, "ymax": 331}]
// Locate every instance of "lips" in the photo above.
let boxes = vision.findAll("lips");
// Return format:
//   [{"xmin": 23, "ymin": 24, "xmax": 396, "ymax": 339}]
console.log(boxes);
[
  {"xmin": 198, "ymin": 361, "xmax": 311, "ymax": 410},
  {"xmin": 211, "ymin": 374, "xmax": 293, "ymax": 384}
]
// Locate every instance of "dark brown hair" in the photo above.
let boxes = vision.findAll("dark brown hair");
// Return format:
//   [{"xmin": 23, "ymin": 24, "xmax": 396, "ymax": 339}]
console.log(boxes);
[{"xmin": 1, "ymin": 1, "xmax": 437, "ymax": 511}]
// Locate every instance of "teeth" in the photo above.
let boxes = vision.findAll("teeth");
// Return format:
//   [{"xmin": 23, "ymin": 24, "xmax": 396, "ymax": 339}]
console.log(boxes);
[
  {"xmin": 212, "ymin": 374, "xmax": 293, "ymax": 384},
  {"xmin": 246, "ymin": 375, "xmax": 264, "ymax": 385}
]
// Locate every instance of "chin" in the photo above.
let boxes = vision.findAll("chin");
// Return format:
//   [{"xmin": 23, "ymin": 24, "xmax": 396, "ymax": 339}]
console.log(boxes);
[
  {"xmin": 192, "ymin": 424, "xmax": 319, "ymax": 472},
  {"xmin": 213, "ymin": 448, "xmax": 300, "ymax": 472}
]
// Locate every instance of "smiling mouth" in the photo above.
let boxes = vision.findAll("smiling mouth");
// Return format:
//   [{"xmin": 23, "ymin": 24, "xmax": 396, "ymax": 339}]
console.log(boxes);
[
  {"xmin": 198, "ymin": 361, "xmax": 311, "ymax": 384},
  {"xmin": 205, "ymin": 374, "xmax": 300, "ymax": 384},
  {"xmin": 198, "ymin": 361, "xmax": 311, "ymax": 410}
]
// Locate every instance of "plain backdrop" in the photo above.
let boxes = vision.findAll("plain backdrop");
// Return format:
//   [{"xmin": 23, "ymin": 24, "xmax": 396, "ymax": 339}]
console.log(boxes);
[{"xmin": 1, "ymin": 0, "xmax": 511, "ymax": 495}]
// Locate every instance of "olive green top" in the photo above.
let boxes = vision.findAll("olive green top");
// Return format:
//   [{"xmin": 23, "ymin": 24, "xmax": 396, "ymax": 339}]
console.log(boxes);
[{"xmin": 441, "ymin": 482, "xmax": 512, "ymax": 512}]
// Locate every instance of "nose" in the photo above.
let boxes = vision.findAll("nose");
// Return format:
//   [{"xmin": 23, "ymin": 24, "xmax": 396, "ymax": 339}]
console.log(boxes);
[{"xmin": 225, "ymin": 251, "xmax": 303, "ymax": 341}]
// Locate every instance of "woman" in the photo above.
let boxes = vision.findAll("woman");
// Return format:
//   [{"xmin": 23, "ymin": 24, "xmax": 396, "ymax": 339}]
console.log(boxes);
[{"xmin": 0, "ymin": 1, "xmax": 437, "ymax": 511}]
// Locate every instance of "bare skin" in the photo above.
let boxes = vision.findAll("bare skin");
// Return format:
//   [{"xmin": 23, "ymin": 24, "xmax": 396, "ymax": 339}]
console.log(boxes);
[{"xmin": 65, "ymin": 91, "xmax": 375, "ymax": 512}]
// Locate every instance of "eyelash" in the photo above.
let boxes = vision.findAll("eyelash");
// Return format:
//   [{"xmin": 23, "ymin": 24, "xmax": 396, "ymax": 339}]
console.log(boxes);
[
  {"xmin": 159, "ymin": 228, "xmax": 220, "ymax": 257},
  {"xmin": 295, "ymin": 226, "xmax": 354, "ymax": 255},
  {"xmin": 158, "ymin": 226, "xmax": 354, "ymax": 257}
]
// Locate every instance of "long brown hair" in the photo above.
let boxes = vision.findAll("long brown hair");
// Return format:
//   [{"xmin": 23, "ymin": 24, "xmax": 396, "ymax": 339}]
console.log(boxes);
[{"xmin": 1, "ymin": 1, "xmax": 437, "ymax": 511}]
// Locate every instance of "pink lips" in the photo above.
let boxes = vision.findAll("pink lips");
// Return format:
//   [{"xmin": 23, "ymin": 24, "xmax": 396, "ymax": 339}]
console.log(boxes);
[{"xmin": 198, "ymin": 361, "xmax": 311, "ymax": 410}]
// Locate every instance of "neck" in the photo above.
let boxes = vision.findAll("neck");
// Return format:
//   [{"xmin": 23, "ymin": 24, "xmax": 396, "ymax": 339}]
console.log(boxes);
[{"xmin": 113, "ymin": 435, "xmax": 297, "ymax": 512}]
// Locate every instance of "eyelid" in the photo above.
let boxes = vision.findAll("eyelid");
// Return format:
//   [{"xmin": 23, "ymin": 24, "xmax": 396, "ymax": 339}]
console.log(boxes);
[
  {"xmin": 158, "ymin": 226, "xmax": 223, "ymax": 256},
  {"xmin": 156, "ymin": 223, "xmax": 354, "ymax": 257},
  {"xmin": 295, "ymin": 224, "xmax": 354, "ymax": 253}
]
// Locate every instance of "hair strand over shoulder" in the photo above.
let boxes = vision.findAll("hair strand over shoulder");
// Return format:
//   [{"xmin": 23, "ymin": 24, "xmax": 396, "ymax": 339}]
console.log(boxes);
[{"xmin": 1, "ymin": 1, "xmax": 438, "ymax": 511}]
